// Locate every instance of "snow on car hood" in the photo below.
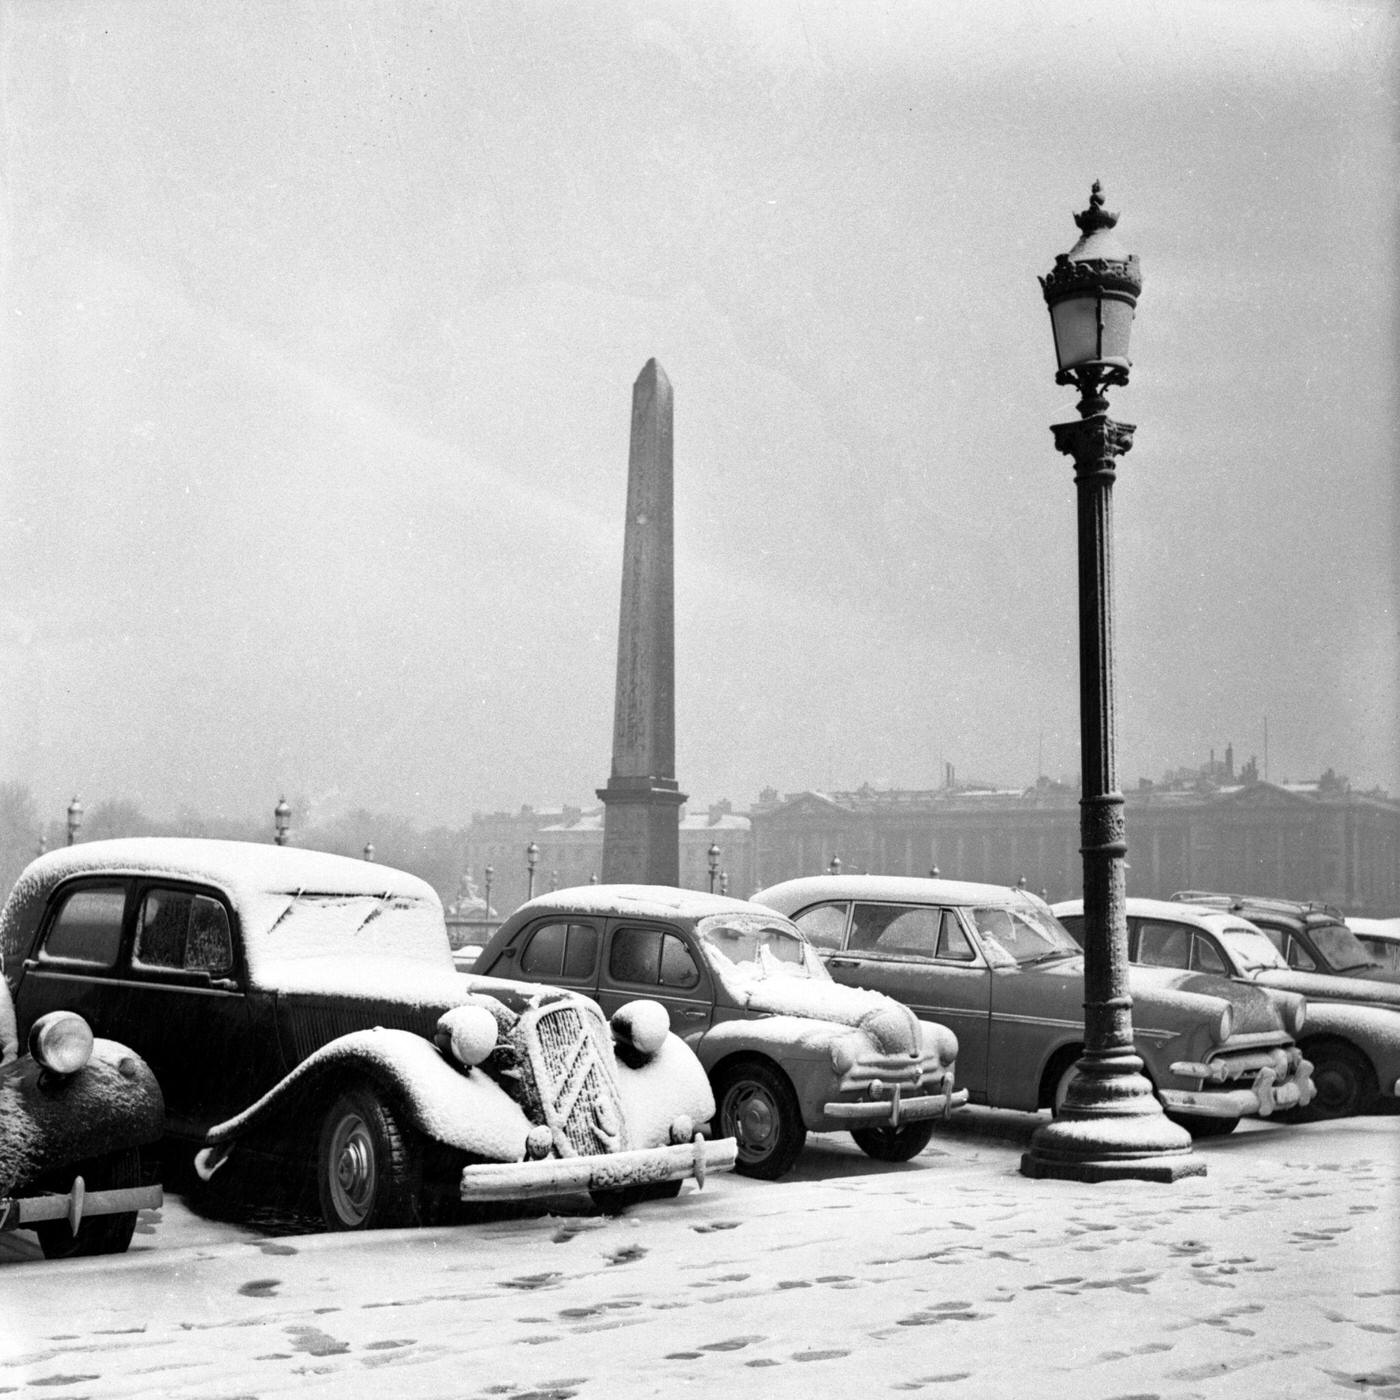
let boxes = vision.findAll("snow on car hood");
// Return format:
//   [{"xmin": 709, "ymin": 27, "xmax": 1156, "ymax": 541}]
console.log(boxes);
[
  {"xmin": 1252, "ymin": 967, "xmax": 1400, "ymax": 1012},
  {"xmin": 254, "ymin": 954, "xmax": 471, "ymax": 1005},
  {"xmin": 730, "ymin": 978, "xmax": 920, "ymax": 1054},
  {"xmin": 1127, "ymin": 965, "xmax": 1286, "ymax": 1033}
]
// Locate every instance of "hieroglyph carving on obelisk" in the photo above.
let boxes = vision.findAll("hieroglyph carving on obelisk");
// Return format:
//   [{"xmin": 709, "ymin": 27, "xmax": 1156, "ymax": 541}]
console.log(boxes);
[{"xmin": 596, "ymin": 359, "xmax": 686, "ymax": 884}]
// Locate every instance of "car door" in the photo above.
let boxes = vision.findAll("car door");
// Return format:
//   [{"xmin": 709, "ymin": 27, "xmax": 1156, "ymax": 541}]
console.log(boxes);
[
  {"xmin": 594, "ymin": 921, "xmax": 714, "ymax": 1043},
  {"xmin": 816, "ymin": 900, "xmax": 993, "ymax": 1102}
]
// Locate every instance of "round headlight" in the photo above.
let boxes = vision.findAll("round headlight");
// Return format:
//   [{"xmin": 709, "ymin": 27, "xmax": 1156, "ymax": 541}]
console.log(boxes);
[
  {"xmin": 29, "ymin": 1010, "xmax": 95, "ymax": 1075},
  {"xmin": 1214, "ymin": 1002, "xmax": 1235, "ymax": 1046},
  {"xmin": 436, "ymin": 1004, "xmax": 499, "ymax": 1068},
  {"xmin": 612, "ymin": 1000, "xmax": 670, "ymax": 1058}
]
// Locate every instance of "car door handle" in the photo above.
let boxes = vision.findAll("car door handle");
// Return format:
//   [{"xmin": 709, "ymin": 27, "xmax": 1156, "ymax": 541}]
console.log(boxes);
[
  {"xmin": 674, "ymin": 1008, "xmax": 708, "ymax": 1021},
  {"xmin": 827, "ymin": 957, "xmax": 859, "ymax": 968}
]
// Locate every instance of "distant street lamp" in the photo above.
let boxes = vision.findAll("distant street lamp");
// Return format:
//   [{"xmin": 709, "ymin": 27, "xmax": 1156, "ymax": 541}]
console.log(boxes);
[
  {"xmin": 484, "ymin": 865, "xmax": 494, "ymax": 914},
  {"xmin": 36, "ymin": 833, "xmax": 47, "ymax": 858},
  {"xmin": 66, "ymin": 796, "xmax": 83, "ymax": 846},
  {"xmin": 707, "ymin": 842, "xmax": 721, "ymax": 894},
  {"xmin": 526, "ymin": 842, "xmax": 539, "ymax": 899},
  {"xmin": 549, "ymin": 869, "xmax": 558, "ymax": 892},
  {"xmin": 719, "ymin": 870, "xmax": 729, "ymax": 897},
  {"xmin": 274, "ymin": 797, "xmax": 291, "ymax": 847},
  {"xmin": 828, "ymin": 855, "xmax": 841, "ymax": 877},
  {"xmin": 588, "ymin": 872, "xmax": 598, "ymax": 884},
  {"xmin": 363, "ymin": 843, "xmax": 375, "ymax": 862},
  {"xmin": 1022, "ymin": 183, "xmax": 1200, "ymax": 1183}
]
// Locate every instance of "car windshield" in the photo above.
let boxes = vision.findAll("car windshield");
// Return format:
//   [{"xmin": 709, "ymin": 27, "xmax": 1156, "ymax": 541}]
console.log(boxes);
[
  {"xmin": 1310, "ymin": 922, "xmax": 1380, "ymax": 975},
  {"xmin": 1219, "ymin": 925, "xmax": 1289, "ymax": 974},
  {"xmin": 969, "ymin": 903, "xmax": 1080, "ymax": 965},
  {"xmin": 697, "ymin": 912, "xmax": 829, "ymax": 983}
]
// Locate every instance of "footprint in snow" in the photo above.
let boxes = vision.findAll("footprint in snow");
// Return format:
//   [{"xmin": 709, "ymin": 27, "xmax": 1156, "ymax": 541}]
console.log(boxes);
[
  {"xmin": 239, "ymin": 1278, "xmax": 281, "ymax": 1297},
  {"xmin": 692, "ymin": 1220, "xmax": 741, "ymax": 1233}
]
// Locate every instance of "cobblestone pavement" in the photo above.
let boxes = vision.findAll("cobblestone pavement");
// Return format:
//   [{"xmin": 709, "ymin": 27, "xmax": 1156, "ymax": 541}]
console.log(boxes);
[{"xmin": 4, "ymin": 1109, "xmax": 1397, "ymax": 1400}]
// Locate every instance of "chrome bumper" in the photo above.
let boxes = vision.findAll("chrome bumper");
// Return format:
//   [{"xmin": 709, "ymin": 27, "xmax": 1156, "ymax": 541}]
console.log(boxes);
[
  {"xmin": 1160, "ymin": 1058, "xmax": 1315, "ymax": 1119},
  {"xmin": 824, "ymin": 1077, "xmax": 969, "ymax": 1127},
  {"xmin": 459, "ymin": 1134, "xmax": 738, "ymax": 1202},
  {"xmin": 0, "ymin": 1179, "xmax": 163, "ymax": 1233}
]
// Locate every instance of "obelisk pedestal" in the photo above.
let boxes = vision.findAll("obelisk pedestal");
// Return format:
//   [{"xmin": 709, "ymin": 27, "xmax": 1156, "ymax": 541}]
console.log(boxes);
[{"xmin": 597, "ymin": 359, "xmax": 687, "ymax": 884}]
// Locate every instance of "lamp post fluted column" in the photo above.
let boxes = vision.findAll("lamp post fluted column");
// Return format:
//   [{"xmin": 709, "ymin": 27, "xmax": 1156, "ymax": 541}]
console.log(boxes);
[{"xmin": 1022, "ymin": 184, "xmax": 1201, "ymax": 1183}]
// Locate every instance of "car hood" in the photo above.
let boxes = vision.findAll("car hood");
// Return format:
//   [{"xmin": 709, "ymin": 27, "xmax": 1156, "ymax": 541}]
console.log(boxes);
[
  {"xmin": 1251, "ymin": 967, "xmax": 1400, "ymax": 1011},
  {"xmin": 726, "ymin": 976, "xmax": 921, "ymax": 1055},
  {"xmin": 258, "ymin": 955, "xmax": 471, "ymax": 1009},
  {"xmin": 1126, "ymin": 964, "xmax": 1287, "ymax": 1033}
]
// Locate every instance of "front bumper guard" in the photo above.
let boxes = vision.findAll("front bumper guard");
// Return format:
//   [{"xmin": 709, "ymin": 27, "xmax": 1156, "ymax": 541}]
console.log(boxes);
[
  {"xmin": 1160, "ymin": 1057, "xmax": 1315, "ymax": 1120},
  {"xmin": 459, "ymin": 1133, "xmax": 738, "ymax": 1202},
  {"xmin": 823, "ymin": 1077, "xmax": 969, "ymax": 1127},
  {"xmin": 0, "ymin": 1178, "xmax": 163, "ymax": 1234}
]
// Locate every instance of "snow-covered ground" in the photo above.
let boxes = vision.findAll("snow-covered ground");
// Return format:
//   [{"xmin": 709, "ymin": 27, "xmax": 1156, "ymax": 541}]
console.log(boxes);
[{"xmin": 4, "ymin": 1108, "xmax": 1397, "ymax": 1400}]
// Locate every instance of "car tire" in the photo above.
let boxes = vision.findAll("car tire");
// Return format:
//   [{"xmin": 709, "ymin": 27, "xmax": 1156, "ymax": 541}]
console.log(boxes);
[
  {"xmin": 316, "ymin": 1086, "xmax": 423, "ymax": 1231},
  {"xmin": 1049, "ymin": 1056, "xmax": 1081, "ymax": 1116},
  {"xmin": 850, "ymin": 1121, "xmax": 936, "ymax": 1162},
  {"xmin": 35, "ymin": 1148, "xmax": 143, "ymax": 1260},
  {"xmin": 591, "ymin": 1179, "xmax": 685, "ymax": 1213},
  {"xmin": 1165, "ymin": 1112, "xmax": 1239, "ymax": 1139},
  {"xmin": 715, "ymin": 1060, "xmax": 806, "ymax": 1181},
  {"xmin": 1296, "ymin": 1040, "xmax": 1377, "ymax": 1120}
]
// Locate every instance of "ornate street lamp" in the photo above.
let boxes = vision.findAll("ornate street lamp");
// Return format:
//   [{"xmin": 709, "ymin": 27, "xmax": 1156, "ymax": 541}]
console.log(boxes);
[
  {"xmin": 525, "ymin": 841, "xmax": 539, "ymax": 900},
  {"xmin": 719, "ymin": 870, "xmax": 729, "ymax": 897},
  {"xmin": 36, "ymin": 833, "xmax": 47, "ymax": 857},
  {"xmin": 66, "ymin": 796, "xmax": 83, "ymax": 846},
  {"xmin": 1022, "ymin": 184, "xmax": 1200, "ymax": 1183},
  {"xmin": 828, "ymin": 855, "xmax": 841, "ymax": 877},
  {"xmin": 273, "ymin": 797, "xmax": 291, "ymax": 846},
  {"xmin": 363, "ymin": 843, "xmax": 375, "ymax": 862},
  {"xmin": 549, "ymin": 869, "xmax": 558, "ymax": 892},
  {"xmin": 484, "ymin": 865, "xmax": 494, "ymax": 914},
  {"xmin": 707, "ymin": 842, "xmax": 721, "ymax": 893}
]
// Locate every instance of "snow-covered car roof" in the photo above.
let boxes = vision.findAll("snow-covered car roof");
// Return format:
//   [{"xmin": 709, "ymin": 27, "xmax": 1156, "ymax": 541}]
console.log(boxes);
[
  {"xmin": 755, "ymin": 874, "xmax": 1048, "ymax": 912},
  {"xmin": 1052, "ymin": 895, "xmax": 1265, "ymax": 936},
  {"xmin": 2, "ymin": 839, "xmax": 449, "ymax": 984},
  {"xmin": 1347, "ymin": 916, "xmax": 1400, "ymax": 945},
  {"xmin": 504, "ymin": 884, "xmax": 790, "ymax": 924}
]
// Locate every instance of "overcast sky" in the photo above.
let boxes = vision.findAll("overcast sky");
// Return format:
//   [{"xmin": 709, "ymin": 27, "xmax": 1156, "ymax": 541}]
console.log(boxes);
[{"xmin": 2, "ymin": 0, "xmax": 1396, "ymax": 828}]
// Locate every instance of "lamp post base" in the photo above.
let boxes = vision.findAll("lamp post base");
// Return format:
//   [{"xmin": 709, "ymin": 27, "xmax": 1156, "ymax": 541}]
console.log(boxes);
[{"xmin": 1020, "ymin": 1052, "xmax": 1205, "ymax": 1183}]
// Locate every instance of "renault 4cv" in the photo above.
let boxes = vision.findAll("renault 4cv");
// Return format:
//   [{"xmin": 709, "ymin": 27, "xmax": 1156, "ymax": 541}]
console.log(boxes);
[
  {"xmin": 2, "ymin": 840, "xmax": 735, "ymax": 1231},
  {"xmin": 473, "ymin": 885, "xmax": 968, "ymax": 1179}
]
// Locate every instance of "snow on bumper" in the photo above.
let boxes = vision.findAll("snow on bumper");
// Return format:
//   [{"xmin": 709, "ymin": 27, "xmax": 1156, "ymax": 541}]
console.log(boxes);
[
  {"xmin": 1161, "ymin": 1053, "xmax": 1315, "ymax": 1119},
  {"xmin": 823, "ymin": 1072, "xmax": 968, "ymax": 1126},
  {"xmin": 0, "ymin": 1179, "xmax": 163, "ymax": 1233},
  {"xmin": 459, "ymin": 1134, "xmax": 739, "ymax": 1202}
]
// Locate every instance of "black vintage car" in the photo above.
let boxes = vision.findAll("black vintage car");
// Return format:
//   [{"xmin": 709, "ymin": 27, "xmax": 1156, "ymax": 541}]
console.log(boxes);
[
  {"xmin": 1, "ymin": 1005, "xmax": 164, "ymax": 1259},
  {"xmin": 3, "ymin": 840, "xmax": 734, "ymax": 1232}
]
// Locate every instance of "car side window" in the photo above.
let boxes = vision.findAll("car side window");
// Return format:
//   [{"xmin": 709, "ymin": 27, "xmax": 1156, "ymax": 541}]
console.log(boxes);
[
  {"xmin": 792, "ymin": 902, "xmax": 848, "ymax": 950},
  {"xmin": 133, "ymin": 888, "xmax": 234, "ymax": 975},
  {"xmin": 40, "ymin": 886, "xmax": 127, "ymax": 968},
  {"xmin": 1136, "ymin": 921, "xmax": 1191, "ymax": 970},
  {"xmin": 609, "ymin": 926, "xmax": 700, "ymax": 990},
  {"xmin": 1285, "ymin": 934, "xmax": 1316, "ymax": 972},
  {"xmin": 521, "ymin": 921, "xmax": 598, "ymax": 981},
  {"xmin": 1190, "ymin": 935, "xmax": 1227, "ymax": 976},
  {"xmin": 936, "ymin": 912, "xmax": 976, "ymax": 961},
  {"xmin": 1059, "ymin": 914, "xmax": 1086, "ymax": 948}
]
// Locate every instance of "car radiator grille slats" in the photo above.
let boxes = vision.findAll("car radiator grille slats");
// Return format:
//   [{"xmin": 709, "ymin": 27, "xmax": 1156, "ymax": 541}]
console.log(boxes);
[{"xmin": 519, "ymin": 1003, "xmax": 626, "ymax": 1159}]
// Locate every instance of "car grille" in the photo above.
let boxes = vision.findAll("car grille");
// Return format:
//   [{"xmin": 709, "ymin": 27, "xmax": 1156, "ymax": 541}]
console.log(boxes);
[{"xmin": 513, "ymin": 1001, "xmax": 627, "ymax": 1159}]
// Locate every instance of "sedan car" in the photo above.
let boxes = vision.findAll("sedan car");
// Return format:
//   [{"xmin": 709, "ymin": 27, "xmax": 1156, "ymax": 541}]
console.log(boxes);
[
  {"xmin": 1172, "ymin": 892, "xmax": 1400, "ymax": 984},
  {"xmin": 3, "ymin": 840, "xmax": 736, "ymax": 1231},
  {"xmin": 474, "ymin": 885, "xmax": 967, "ymax": 1179},
  {"xmin": 1, "ymin": 1008, "xmax": 164, "ymax": 1258},
  {"xmin": 1056, "ymin": 896, "xmax": 1400, "ymax": 1119},
  {"xmin": 756, "ymin": 875, "xmax": 1313, "ymax": 1137}
]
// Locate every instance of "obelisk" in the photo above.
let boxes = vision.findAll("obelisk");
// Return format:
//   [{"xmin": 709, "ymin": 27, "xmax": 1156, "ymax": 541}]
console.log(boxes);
[{"xmin": 596, "ymin": 359, "xmax": 687, "ymax": 884}]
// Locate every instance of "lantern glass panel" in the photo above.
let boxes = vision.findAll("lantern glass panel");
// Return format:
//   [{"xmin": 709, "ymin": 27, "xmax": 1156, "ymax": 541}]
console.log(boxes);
[
  {"xmin": 1097, "ymin": 294, "xmax": 1135, "ymax": 363},
  {"xmin": 1049, "ymin": 294, "xmax": 1101, "ymax": 370}
]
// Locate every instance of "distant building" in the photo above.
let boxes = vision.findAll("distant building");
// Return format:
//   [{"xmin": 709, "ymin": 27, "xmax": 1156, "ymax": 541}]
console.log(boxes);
[
  {"xmin": 465, "ymin": 752, "xmax": 1398, "ymax": 920},
  {"xmin": 749, "ymin": 755, "xmax": 1399, "ymax": 916}
]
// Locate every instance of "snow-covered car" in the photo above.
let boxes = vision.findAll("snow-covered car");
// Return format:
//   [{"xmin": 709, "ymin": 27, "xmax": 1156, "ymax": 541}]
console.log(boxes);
[
  {"xmin": 1057, "ymin": 896, "xmax": 1400, "ymax": 1120},
  {"xmin": 1348, "ymin": 917, "xmax": 1400, "ymax": 974},
  {"xmin": 1172, "ymin": 892, "xmax": 1400, "ymax": 985},
  {"xmin": 755, "ymin": 876, "xmax": 1314, "ymax": 1138},
  {"xmin": 2, "ymin": 840, "xmax": 735, "ymax": 1231},
  {"xmin": 474, "ymin": 886, "xmax": 967, "ymax": 1179},
  {"xmin": 1, "ymin": 1009, "xmax": 164, "ymax": 1258}
]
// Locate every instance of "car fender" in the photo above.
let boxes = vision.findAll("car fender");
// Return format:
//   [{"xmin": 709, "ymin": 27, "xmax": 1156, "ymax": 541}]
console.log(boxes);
[
  {"xmin": 1, "ymin": 1039, "xmax": 164, "ymax": 1194},
  {"xmin": 1298, "ymin": 1002, "xmax": 1400, "ymax": 1094},
  {"xmin": 199, "ymin": 1027, "xmax": 534, "ymax": 1165},
  {"xmin": 694, "ymin": 1017, "xmax": 847, "ymax": 1129},
  {"xmin": 612, "ymin": 1033, "xmax": 716, "ymax": 1148}
]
